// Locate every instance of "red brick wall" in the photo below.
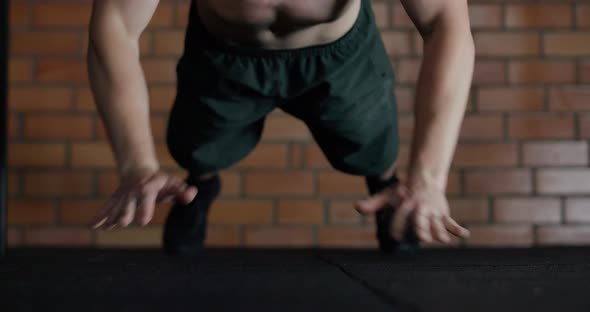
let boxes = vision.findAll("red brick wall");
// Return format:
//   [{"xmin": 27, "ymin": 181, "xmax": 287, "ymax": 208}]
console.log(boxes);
[{"xmin": 7, "ymin": 0, "xmax": 590, "ymax": 248}]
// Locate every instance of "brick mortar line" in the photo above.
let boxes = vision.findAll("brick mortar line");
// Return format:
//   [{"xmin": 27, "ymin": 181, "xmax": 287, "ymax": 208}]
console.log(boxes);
[
  {"xmin": 311, "ymin": 224, "xmax": 319, "ymax": 246},
  {"xmin": 63, "ymin": 141, "xmax": 71, "ymax": 170},
  {"xmin": 13, "ymin": 110, "xmax": 99, "ymax": 117},
  {"xmin": 237, "ymin": 171, "xmax": 244, "ymax": 198},
  {"xmin": 502, "ymin": 112, "xmax": 508, "ymax": 140},
  {"xmin": 482, "ymin": 82, "xmax": 582, "ymax": 87},
  {"xmin": 20, "ymin": 166, "xmax": 590, "ymax": 174},
  {"xmin": 9, "ymin": 54, "xmax": 182, "ymax": 61},
  {"xmin": 323, "ymin": 198, "xmax": 331, "ymax": 225},
  {"xmin": 532, "ymin": 224, "xmax": 539, "ymax": 246},
  {"xmin": 575, "ymin": 58, "xmax": 582, "ymax": 83},
  {"xmin": 18, "ymin": 164, "xmax": 590, "ymax": 174},
  {"xmin": 297, "ymin": 143, "xmax": 305, "ymax": 169},
  {"xmin": 90, "ymin": 169, "xmax": 99, "ymax": 198},
  {"xmin": 574, "ymin": 113, "xmax": 582, "ymax": 141},
  {"xmin": 560, "ymin": 196, "xmax": 567, "ymax": 225},
  {"xmin": 14, "ymin": 111, "xmax": 23, "ymax": 140},
  {"xmin": 471, "ymin": 86, "xmax": 479, "ymax": 113},
  {"xmin": 268, "ymin": 198, "xmax": 276, "ymax": 226},
  {"xmin": 18, "ymin": 25, "xmax": 189, "ymax": 31},
  {"xmin": 488, "ymin": 196, "xmax": 495, "ymax": 224},
  {"xmin": 10, "ymin": 28, "xmax": 91, "ymax": 34},
  {"xmin": 516, "ymin": 140, "xmax": 523, "ymax": 168},
  {"xmin": 458, "ymin": 168, "xmax": 465, "ymax": 197},
  {"xmin": 384, "ymin": 0, "xmax": 392, "ymax": 30},
  {"xmin": 500, "ymin": 2, "xmax": 507, "ymax": 31},
  {"xmin": 572, "ymin": 3, "xmax": 578, "ymax": 29},
  {"xmin": 17, "ymin": 168, "xmax": 24, "ymax": 198},
  {"xmin": 503, "ymin": 58, "xmax": 510, "ymax": 86},
  {"xmin": 531, "ymin": 168, "xmax": 538, "ymax": 196},
  {"xmin": 286, "ymin": 142, "xmax": 293, "ymax": 169},
  {"xmin": 91, "ymin": 115, "xmax": 98, "ymax": 140}
]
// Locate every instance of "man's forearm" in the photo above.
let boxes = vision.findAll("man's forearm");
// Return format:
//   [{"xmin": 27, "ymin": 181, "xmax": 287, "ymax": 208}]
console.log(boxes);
[
  {"xmin": 407, "ymin": 25, "xmax": 475, "ymax": 190},
  {"xmin": 87, "ymin": 38, "xmax": 159, "ymax": 177}
]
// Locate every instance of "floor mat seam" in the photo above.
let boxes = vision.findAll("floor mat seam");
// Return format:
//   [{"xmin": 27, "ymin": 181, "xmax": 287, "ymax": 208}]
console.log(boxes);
[{"xmin": 315, "ymin": 253, "xmax": 421, "ymax": 312}]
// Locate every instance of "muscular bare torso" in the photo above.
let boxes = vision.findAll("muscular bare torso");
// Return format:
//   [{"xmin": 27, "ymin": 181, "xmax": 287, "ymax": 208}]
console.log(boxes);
[{"xmin": 196, "ymin": 0, "xmax": 361, "ymax": 49}]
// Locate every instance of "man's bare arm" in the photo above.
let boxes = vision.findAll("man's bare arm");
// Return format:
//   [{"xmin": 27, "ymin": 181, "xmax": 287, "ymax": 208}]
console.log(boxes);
[
  {"xmin": 88, "ymin": 0, "xmax": 160, "ymax": 179},
  {"xmin": 400, "ymin": 0, "xmax": 475, "ymax": 190}
]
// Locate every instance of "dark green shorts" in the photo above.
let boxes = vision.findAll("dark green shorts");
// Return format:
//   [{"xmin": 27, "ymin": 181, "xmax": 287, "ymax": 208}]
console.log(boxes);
[{"xmin": 166, "ymin": 0, "xmax": 399, "ymax": 176}]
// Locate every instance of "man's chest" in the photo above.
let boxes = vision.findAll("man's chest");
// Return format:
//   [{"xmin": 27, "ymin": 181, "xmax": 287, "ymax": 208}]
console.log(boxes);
[{"xmin": 201, "ymin": 0, "xmax": 351, "ymax": 26}]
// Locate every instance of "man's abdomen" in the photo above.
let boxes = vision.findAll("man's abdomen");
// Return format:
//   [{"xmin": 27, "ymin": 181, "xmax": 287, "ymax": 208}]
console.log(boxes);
[{"xmin": 195, "ymin": 0, "xmax": 359, "ymax": 49}]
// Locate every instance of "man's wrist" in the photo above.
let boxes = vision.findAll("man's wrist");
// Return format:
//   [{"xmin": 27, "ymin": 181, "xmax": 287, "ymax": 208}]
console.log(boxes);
[
  {"xmin": 406, "ymin": 167, "xmax": 447, "ymax": 192},
  {"xmin": 119, "ymin": 160, "xmax": 160, "ymax": 181}
]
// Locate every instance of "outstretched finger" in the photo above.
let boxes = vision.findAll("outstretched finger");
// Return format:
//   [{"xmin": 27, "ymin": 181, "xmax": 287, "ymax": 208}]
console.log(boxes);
[
  {"xmin": 178, "ymin": 184, "xmax": 198, "ymax": 204},
  {"xmin": 91, "ymin": 196, "xmax": 119, "ymax": 229},
  {"xmin": 135, "ymin": 187, "xmax": 159, "ymax": 227},
  {"xmin": 159, "ymin": 183, "xmax": 196, "ymax": 205},
  {"xmin": 413, "ymin": 209, "xmax": 432, "ymax": 243},
  {"xmin": 134, "ymin": 174, "xmax": 169, "ymax": 226},
  {"xmin": 102, "ymin": 194, "xmax": 129, "ymax": 230},
  {"xmin": 431, "ymin": 215, "xmax": 450, "ymax": 244},
  {"xmin": 157, "ymin": 176, "xmax": 197, "ymax": 205},
  {"xmin": 355, "ymin": 185, "xmax": 406, "ymax": 215},
  {"xmin": 91, "ymin": 206, "xmax": 111, "ymax": 229},
  {"xmin": 443, "ymin": 216, "xmax": 470, "ymax": 238},
  {"xmin": 355, "ymin": 191, "xmax": 391, "ymax": 215},
  {"xmin": 117, "ymin": 195, "xmax": 137, "ymax": 227}
]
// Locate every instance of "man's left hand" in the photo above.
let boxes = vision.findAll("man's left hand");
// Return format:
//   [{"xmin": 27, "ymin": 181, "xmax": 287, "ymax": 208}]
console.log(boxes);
[{"xmin": 355, "ymin": 177, "xmax": 470, "ymax": 244}]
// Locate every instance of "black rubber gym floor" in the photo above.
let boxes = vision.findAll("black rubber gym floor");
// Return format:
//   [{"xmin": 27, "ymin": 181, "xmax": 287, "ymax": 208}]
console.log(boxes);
[{"xmin": 1, "ymin": 247, "xmax": 590, "ymax": 311}]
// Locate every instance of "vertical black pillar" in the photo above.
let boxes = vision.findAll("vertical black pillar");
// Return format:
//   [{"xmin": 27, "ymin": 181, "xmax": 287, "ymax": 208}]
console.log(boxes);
[{"xmin": 0, "ymin": 0, "xmax": 9, "ymax": 257}]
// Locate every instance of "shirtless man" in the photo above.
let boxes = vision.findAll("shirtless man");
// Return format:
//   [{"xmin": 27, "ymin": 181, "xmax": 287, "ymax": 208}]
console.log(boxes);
[{"xmin": 87, "ymin": 0, "xmax": 474, "ymax": 255}]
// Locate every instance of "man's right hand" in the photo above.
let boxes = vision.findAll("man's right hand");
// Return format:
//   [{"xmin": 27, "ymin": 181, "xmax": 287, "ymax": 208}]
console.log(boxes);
[{"xmin": 90, "ymin": 168, "xmax": 198, "ymax": 230}]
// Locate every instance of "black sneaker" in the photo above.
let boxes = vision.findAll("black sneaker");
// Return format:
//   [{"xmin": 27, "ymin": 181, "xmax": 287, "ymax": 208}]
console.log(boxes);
[
  {"xmin": 366, "ymin": 174, "xmax": 420, "ymax": 255},
  {"xmin": 162, "ymin": 175, "xmax": 221, "ymax": 256},
  {"xmin": 376, "ymin": 205, "xmax": 419, "ymax": 255}
]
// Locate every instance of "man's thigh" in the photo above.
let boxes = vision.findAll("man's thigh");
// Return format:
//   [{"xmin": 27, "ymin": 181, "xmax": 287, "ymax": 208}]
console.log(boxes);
[{"xmin": 305, "ymin": 82, "xmax": 400, "ymax": 177}]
